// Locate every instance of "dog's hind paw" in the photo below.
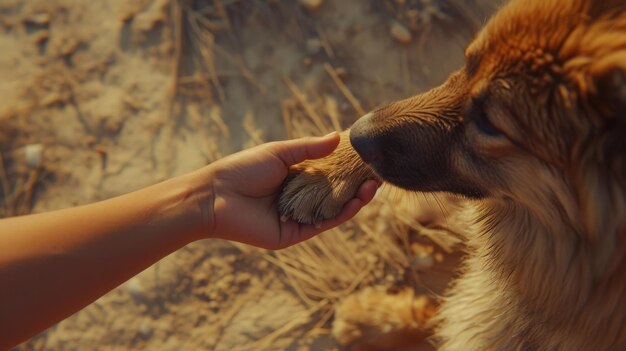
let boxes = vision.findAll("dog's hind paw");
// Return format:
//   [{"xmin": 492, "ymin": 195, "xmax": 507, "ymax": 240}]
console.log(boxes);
[
  {"xmin": 278, "ymin": 131, "xmax": 376, "ymax": 224},
  {"xmin": 332, "ymin": 287, "xmax": 437, "ymax": 350}
]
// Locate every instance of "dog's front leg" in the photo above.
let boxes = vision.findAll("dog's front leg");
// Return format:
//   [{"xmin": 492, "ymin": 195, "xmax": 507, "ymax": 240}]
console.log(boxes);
[{"xmin": 278, "ymin": 130, "xmax": 377, "ymax": 224}]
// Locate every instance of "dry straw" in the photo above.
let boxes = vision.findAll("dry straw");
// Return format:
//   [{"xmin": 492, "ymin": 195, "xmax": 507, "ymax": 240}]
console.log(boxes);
[{"xmin": 263, "ymin": 78, "xmax": 462, "ymax": 344}]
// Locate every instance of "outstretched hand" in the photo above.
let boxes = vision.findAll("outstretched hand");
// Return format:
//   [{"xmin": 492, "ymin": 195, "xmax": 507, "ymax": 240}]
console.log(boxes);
[
  {"xmin": 206, "ymin": 132, "xmax": 378, "ymax": 249},
  {"xmin": 0, "ymin": 132, "xmax": 376, "ymax": 348}
]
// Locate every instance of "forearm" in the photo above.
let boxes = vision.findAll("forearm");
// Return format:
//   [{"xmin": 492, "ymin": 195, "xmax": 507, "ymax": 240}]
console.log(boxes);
[{"xmin": 0, "ymin": 169, "xmax": 212, "ymax": 348}]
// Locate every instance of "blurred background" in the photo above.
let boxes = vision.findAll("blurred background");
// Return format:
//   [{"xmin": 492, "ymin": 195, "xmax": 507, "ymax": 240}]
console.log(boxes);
[{"xmin": 1, "ymin": 0, "xmax": 501, "ymax": 350}]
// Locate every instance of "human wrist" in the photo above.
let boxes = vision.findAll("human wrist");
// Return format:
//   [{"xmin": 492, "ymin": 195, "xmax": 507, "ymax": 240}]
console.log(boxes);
[
  {"xmin": 149, "ymin": 168, "xmax": 215, "ymax": 242},
  {"xmin": 184, "ymin": 167, "xmax": 216, "ymax": 241}
]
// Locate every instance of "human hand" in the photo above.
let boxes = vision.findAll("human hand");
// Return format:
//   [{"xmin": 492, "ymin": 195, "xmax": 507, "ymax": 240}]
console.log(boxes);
[{"xmin": 205, "ymin": 132, "xmax": 379, "ymax": 249}]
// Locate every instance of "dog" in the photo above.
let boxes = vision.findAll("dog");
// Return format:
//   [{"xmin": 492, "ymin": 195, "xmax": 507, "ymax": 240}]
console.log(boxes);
[{"xmin": 279, "ymin": 0, "xmax": 626, "ymax": 349}]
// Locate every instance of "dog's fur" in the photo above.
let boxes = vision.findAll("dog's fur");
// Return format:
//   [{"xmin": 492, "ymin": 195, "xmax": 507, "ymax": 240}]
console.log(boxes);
[{"xmin": 279, "ymin": 0, "xmax": 626, "ymax": 349}]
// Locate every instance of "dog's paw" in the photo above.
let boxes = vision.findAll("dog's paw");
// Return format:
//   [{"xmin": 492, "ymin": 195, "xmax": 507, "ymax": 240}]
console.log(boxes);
[
  {"xmin": 332, "ymin": 287, "xmax": 436, "ymax": 350},
  {"xmin": 278, "ymin": 131, "xmax": 376, "ymax": 224}
]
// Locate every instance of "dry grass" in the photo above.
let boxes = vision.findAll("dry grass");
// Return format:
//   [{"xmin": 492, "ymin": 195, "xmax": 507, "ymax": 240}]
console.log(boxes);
[
  {"xmin": 171, "ymin": 2, "xmax": 465, "ymax": 315},
  {"xmin": 179, "ymin": 36, "xmax": 464, "ymax": 343},
  {"xmin": 255, "ymin": 78, "xmax": 463, "ymax": 346},
  {"xmin": 5, "ymin": 0, "xmax": 472, "ymax": 348}
]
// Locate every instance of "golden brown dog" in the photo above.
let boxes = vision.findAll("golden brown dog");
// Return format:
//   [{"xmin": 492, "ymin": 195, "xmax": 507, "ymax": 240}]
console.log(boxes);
[{"xmin": 279, "ymin": 0, "xmax": 626, "ymax": 349}]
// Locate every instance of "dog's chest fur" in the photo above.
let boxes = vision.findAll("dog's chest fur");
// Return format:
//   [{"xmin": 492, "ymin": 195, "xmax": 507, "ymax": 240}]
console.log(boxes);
[{"xmin": 435, "ymin": 202, "xmax": 626, "ymax": 351}]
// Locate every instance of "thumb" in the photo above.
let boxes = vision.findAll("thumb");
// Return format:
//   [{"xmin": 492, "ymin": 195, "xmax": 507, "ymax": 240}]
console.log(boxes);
[{"xmin": 272, "ymin": 132, "xmax": 340, "ymax": 166}]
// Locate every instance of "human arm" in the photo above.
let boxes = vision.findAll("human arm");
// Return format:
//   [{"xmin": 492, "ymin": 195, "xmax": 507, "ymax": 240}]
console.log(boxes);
[{"xmin": 0, "ymin": 132, "xmax": 378, "ymax": 348}]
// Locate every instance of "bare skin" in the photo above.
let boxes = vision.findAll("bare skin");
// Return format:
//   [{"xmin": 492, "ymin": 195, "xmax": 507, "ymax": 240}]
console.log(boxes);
[{"xmin": 0, "ymin": 132, "xmax": 378, "ymax": 349}]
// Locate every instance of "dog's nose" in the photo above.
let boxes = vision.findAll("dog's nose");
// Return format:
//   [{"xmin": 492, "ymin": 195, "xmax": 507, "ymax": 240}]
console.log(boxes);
[{"xmin": 350, "ymin": 113, "xmax": 382, "ymax": 165}]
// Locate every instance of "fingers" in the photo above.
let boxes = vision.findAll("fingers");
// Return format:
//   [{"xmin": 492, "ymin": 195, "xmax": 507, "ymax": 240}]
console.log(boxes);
[
  {"xmin": 297, "ymin": 179, "xmax": 380, "ymax": 239},
  {"xmin": 298, "ymin": 198, "xmax": 364, "ymax": 239},
  {"xmin": 276, "ymin": 179, "xmax": 380, "ymax": 249},
  {"xmin": 278, "ymin": 198, "xmax": 360, "ymax": 248},
  {"xmin": 355, "ymin": 179, "xmax": 379, "ymax": 204},
  {"xmin": 321, "ymin": 180, "xmax": 379, "ymax": 226},
  {"xmin": 271, "ymin": 132, "xmax": 340, "ymax": 167}
]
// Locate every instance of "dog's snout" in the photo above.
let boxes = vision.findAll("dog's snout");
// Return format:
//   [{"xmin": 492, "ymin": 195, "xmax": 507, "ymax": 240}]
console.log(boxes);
[{"xmin": 350, "ymin": 113, "xmax": 382, "ymax": 165}]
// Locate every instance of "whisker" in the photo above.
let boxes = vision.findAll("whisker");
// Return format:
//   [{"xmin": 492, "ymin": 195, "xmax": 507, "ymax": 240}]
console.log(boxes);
[{"xmin": 432, "ymin": 193, "xmax": 452, "ymax": 229}]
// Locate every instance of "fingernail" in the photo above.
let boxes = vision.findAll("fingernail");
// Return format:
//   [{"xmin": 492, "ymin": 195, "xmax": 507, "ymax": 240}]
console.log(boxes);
[{"xmin": 323, "ymin": 131, "xmax": 339, "ymax": 138}]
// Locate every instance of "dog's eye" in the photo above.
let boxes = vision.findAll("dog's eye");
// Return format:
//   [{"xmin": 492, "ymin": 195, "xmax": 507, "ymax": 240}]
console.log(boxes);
[
  {"xmin": 467, "ymin": 97, "xmax": 503, "ymax": 137},
  {"xmin": 474, "ymin": 112, "xmax": 502, "ymax": 137}
]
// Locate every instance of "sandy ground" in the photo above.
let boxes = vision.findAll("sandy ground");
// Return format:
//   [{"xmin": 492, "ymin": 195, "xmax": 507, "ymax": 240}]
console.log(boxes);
[{"xmin": 0, "ymin": 0, "xmax": 500, "ymax": 350}]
